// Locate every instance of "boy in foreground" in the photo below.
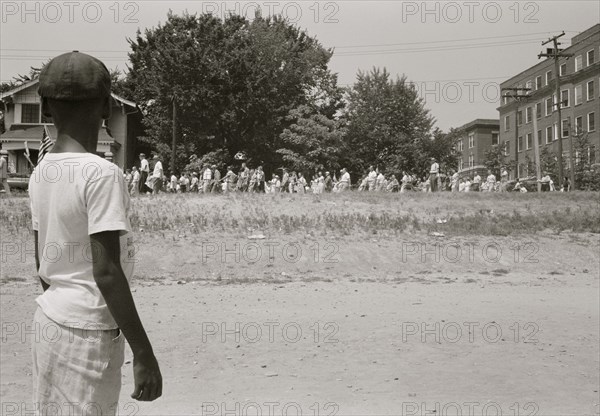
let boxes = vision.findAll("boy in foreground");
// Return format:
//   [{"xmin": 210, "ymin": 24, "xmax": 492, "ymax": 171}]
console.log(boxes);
[{"xmin": 29, "ymin": 51, "xmax": 162, "ymax": 415}]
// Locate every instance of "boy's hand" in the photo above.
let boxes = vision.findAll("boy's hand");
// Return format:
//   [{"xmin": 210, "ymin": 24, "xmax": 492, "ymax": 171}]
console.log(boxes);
[{"xmin": 131, "ymin": 353, "xmax": 162, "ymax": 401}]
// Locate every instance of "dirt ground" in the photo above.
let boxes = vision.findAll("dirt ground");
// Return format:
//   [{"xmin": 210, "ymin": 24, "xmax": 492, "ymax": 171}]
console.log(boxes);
[{"xmin": 1, "ymin": 193, "xmax": 599, "ymax": 415}]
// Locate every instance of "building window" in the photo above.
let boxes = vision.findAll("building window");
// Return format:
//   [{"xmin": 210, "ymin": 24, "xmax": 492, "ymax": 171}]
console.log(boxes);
[
  {"xmin": 575, "ymin": 55, "xmax": 582, "ymax": 72},
  {"xmin": 562, "ymin": 119, "xmax": 569, "ymax": 138},
  {"xmin": 517, "ymin": 110, "xmax": 523, "ymax": 125},
  {"xmin": 504, "ymin": 115, "xmax": 510, "ymax": 131},
  {"xmin": 535, "ymin": 75, "xmax": 542, "ymax": 90},
  {"xmin": 587, "ymin": 49, "xmax": 595, "ymax": 66},
  {"xmin": 589, "ymin": 112, "xmax": 596, "ymax": 132},
  {"xmin": 559, "ymin": 63, "xmax": 567, "ymax": 76},
  {"xmin": 469, "ymin": 154, "xmax": 474, "ymax": 168},
  {"xmin": 491, "ymin": 132, "xmax": 499, "ymax": 146},
  {"xmin": 525, "ymin": 80, "xmax": 533, "ymax": 94},
  {"xmin": 576, "ymin": 116, "xmax": 583, "ymax": 135},
  {"xmin": 459, "ymin": 159, "xmax": 464, "ymax": 170},
  {"xmin": 21, "ymin": 104, "xmax": 40, "ymax": 123},
  {"xmin": 560, "ymin": 89, "xmax": 569, "ymax": 108},
  {"xmin": 545, "ymin": 97, "xmax": 553, "ymax": 116},
  {"xmin": 575, "ymin": 85, "xmax": 583, "ymax": 106},
  {"xmin": 546, "ymin": 126, "xmax": 553, "ymax": 144},
  {"xmin": 554, "ymin": 123, "xmax": 558, "ymax": 141},
  {"xmin": 545, "ymin": 70, "xmax": 553, "ymax": 86},
  {"xmin": 537, "ymin": 129, "xmax": 542, "ymax": 146},
  {"xmin": 503, "ymin": 95, "xmax": 510, "ymax": 105},
  {"xmin": 468, "ymin": 133, "xmax": 474, "ymax": 149},
  {"xmin": 504, "ymin": 141, "xmax": 510, "ymax": 156},
  {"xmin": 518, "ymin": 136, "xmax": 523, "ymax": 152},
  {"xmin": 587, "ymin": 80, "xmax": 595, "ymax": 101},
  {"xmin": 525, "ymin": 107, "xmax": 532, "ymax": 123},
  {"xmin": 457, "ymin": 140, "xmax": 463, "ymax": 152},
  {"xmin": 526, "ymin": 133, "xmax": 532, "ymax": 150},
  {"xmin": 535, "ymin": 102, "xmax": 542, "ymax": 119}
]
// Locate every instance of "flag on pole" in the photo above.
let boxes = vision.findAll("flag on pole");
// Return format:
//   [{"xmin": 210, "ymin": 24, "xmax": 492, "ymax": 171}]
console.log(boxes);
[{"xmin": 38, "ymin": 125, "xmax": 54, "ymax": 164}]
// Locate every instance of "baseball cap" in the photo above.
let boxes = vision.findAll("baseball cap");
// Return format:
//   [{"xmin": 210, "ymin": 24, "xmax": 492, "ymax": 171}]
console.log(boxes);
[{"xmin": 38, "ymin": 51, "xmax": 111, "ymax": 100}]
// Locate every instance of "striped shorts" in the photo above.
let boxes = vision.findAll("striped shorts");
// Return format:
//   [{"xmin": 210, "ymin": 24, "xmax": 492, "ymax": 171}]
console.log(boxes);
[{"xmin": 32, "ymin": 307, "xmax": 125, "ymax": 416}]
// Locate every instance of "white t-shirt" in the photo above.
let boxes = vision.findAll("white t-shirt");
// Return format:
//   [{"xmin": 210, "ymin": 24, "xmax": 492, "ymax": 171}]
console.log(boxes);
[
  {"xmin": 153, "ymin": 160, "xmax": 163, "ymax": 178},
  {"xmin": 341, "ymin": 172, "xmax": 351, "ymax": 183},
  {"xmin": 140, "ymin": 158, "xmax": 149, "ymax": 173},
  {"xmin": 29, "ymin": 153, "xmax": 134, "ymax": 330}
]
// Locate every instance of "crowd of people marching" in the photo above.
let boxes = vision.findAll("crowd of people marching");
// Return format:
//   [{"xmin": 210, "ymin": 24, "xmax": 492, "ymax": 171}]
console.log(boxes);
[{"xmin": 123, "ymin": 154, "xmax": 565, "ymax": 196}]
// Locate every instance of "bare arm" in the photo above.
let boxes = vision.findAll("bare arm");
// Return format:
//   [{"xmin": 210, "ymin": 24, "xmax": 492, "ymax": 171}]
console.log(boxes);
[
  {"xmin": 33, "ymin": 231, "xmax": 49, "ymax": 292},
  {"xmin": 90, "ymin": 230, "xmax": 162, "ymax": 401}
]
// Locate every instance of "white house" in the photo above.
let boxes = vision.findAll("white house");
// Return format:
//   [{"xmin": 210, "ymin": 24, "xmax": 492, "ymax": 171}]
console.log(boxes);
[{"xmin": 0, "ymin": 78, "xmax": 143, "ymax": 174}]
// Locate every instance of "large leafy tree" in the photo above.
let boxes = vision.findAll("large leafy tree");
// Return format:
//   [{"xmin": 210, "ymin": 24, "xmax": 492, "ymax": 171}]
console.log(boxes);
[
  {"xmin": 277, "ymin": 104, "xmax": 347, "ymax": 173},
  {"xmin": 342, "ymin": 67, "xmax": 435, "ymax": 177},
  {"xmin": 126, "ymin": 11, "xmax": 335, "ymax": 174}
]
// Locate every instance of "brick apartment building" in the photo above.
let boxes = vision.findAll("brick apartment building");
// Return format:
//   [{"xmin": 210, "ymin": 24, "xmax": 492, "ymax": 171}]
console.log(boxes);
[
  {"xmin": 498, "ymin": 24, "xmax": 599, "ymax": 179},
  {"xmin": 455, "ymin": 118, "xmax": 500, "ymax": 177}
]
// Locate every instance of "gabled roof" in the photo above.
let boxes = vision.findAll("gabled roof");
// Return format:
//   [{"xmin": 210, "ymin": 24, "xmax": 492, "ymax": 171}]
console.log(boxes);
[
  {"xmin": 0, "ymin": 78, "xmax": 40, "ymax": 100},
  {"xmin": 0, "ymin": 77, "xmax": 137, "ymax": 108}
]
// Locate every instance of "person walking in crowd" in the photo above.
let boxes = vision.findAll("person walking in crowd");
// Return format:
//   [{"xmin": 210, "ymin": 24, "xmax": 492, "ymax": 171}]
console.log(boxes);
[
  {"xmin": 190, "ymin": 172, "xmax": 199, "ymax": 192},
  {"xmin": 297, "ymin": 173, "xmax": 306, "ymax": 193},
  {"xmin": 429, "ymin": 158, "xmax": 439, "ymax": 192},
  {"xmin": 562, "ymin": 176, "xmax": 570, "ymax": 192},
  {"xmin": 376, "ymin": 170, "xmax": 385, "ymax": 192},
  {"xmin": 486, "ymin": 170, "xmax": 496, "ymax": 192},
  {"xmin": 1, "ymin": 149, "xmax": 11, "ymax": 195},
  {"xmin": 124, "ymin": 169, "xmax": 132, "ymax": 193},
  {"xmin": 472, "ymin": 173, "xmax": 481, "ymax": 192},
  {"xmin": 400, "ymin": 171, "xmax": 411, "ymax": 193},
  {"xmin": 201, "ymin": 165, "xmax": 211, "ymax": 193},
  {"xmin": 367, "ymin": 166, "xmax": 377, "ymax": 191},
  {"xmin": 139, "ymin": 153, "xmax": 150, "ymax": 194},
  {"xmin": 151, "ymin": 154, "xmax": 163, "ymax": 194},
  {"xmin": 280, "ymin": 169, "xmax": 289, "ymax": 193},
  {"xmin": 387, "ymin": 175, "xmax": 399, "ymax": 192},
  {"xmin": 130, "ymin": 166, "xmax": 140, "ymax": 196},
  {"xmin": 500, "ymin": 166, "xmax": 509, "ymax": 192},
  {"xmin": 324, "ymin": 171, "xmax": 333, "ymax": 192},
  {"xmin": 451, "ymin": 170, "xmax": 459, "ymax": 192},
  {"xmin": 211, "ymin": 165, "xmax": 221, "ymax": 193},
  {"xmin": 336, "ymin": 168, "xmax": 351, "ymax": 192},
  {"xmin": 238, "ymin": 163, "xmax": 249, "ymax": 192},
  {"xmin": 288, "ymin": 171, "xmax": 297, "ymax": 193}
]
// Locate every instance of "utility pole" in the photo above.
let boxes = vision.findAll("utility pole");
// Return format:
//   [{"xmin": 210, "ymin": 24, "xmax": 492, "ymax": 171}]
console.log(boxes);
[
  {"xmin": 502, "ymin": 87, "xmax": 531, "ymax": 179},
  {"xmin": 172, "ymin": 95, "xmax": 177, "ymax": 175},
  {"xmin": 539, "ymin": 32, "xmax": 574, "ymax": 190}
]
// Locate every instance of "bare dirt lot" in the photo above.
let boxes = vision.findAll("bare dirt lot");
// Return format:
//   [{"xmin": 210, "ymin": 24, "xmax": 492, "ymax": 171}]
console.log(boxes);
[{"xmin": 1, "ymin": 192, "xmax": 599, "ymax": 415}]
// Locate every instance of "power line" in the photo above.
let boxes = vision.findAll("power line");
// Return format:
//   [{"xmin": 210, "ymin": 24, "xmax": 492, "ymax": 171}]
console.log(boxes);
[{"xmin": 333, "ymin": 31, "xmax": 567, "ymax": 49}]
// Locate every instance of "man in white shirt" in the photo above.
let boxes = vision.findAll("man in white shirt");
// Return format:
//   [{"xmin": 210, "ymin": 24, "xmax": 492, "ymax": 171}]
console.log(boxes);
[
  {"xmin": 367, "ymin": 166, "xmax": 377, "ymax": 191},
  {"xmin": 429, "ymin": 158, "xmax": 439, "ymax": 192},
  {"xmin": 376, "ymin": 171, "xmax": 385, "ymax": 191},
  {"xmin": 151, "ymin": 154, "xmax": 163, "ymax": 194},
  {"xmin": 473, "ymin": 173, "xmax": 481, "ymax": 192},
  {"xmin": 338, "ymin": 168, "xmax": 351, "ymax": 192},
  {"xmin": 203, "ymin": 165, "xmax": 212, "ymax": 193},
  {"xmin": 139, "ymin": 153, "xmax": 149, "ymax": 193}
]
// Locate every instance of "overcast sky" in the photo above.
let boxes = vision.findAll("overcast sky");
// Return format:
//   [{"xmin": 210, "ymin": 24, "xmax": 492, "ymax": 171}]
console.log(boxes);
[{"xmin": 1, "ymin": 0, "xmax": 598, "ymax": 130}]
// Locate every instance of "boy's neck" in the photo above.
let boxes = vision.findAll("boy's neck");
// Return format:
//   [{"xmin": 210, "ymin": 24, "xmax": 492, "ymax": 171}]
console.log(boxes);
[{"xmin": 50, "ymin": 127, "xmax": 100, "ymax": 154}]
